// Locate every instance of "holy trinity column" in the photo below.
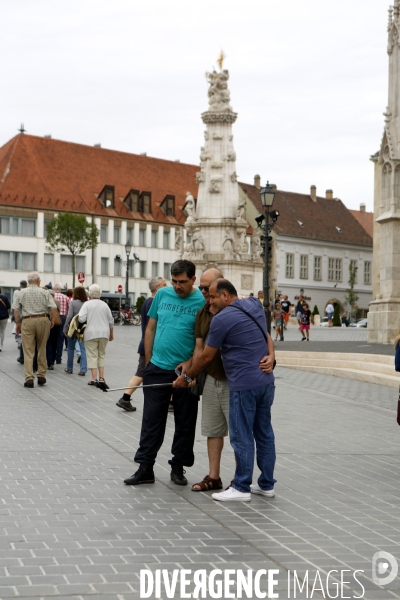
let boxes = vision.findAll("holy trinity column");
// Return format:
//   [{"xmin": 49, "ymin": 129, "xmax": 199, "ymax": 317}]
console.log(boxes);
[{"xmin": 180, "ymin": 65, "xmax": 263, "ymax": 294}]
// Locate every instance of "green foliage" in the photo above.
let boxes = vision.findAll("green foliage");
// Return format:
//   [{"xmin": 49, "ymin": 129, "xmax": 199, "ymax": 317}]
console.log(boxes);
[
  {"xmin": 345, "ymin": 263, "xmax": 359, "ymax": 322},
  {"xmin": 46, "ymin": 213, "xmax": 99, "ymax": 286},
  {"xmin": 332, "ymin": 304, "xmax": 341, "ymax": 327},
  {"xmin": 136, "ymin": 295, "xmax": 146, "ymax": 313},
  {"xmin": 312, "ymin": 305, "xmax": 319, "ymax": 316}
]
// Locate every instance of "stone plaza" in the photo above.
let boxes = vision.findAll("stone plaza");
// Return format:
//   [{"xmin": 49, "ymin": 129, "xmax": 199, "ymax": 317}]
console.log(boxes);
[{"xmin": 0, "ymin": 323, "xmax": 399, "ymax": 599}]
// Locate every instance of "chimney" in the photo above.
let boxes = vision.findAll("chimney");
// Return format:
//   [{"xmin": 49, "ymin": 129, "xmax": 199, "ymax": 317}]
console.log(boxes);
[
  {"xmin": 360, "ymin": 203, "xmax": 366, "ymax": 213},
  {"xmin": 94, "ymin": 143, "xmax": 101, "ymax": 148},
  {"xmin": 271, "ymin": 184, "xmax": 277, "ymax": 191},
  {"xmin": 326, "ymin": 189, "xmax": 333, "ymax": 199},
  {"xmin": 310, "ymin": 185, "xmax": 317, "ymax": 202},
  {"xmin": 254, "ymin": 174, "xmax": 261, "ymax": 189}
]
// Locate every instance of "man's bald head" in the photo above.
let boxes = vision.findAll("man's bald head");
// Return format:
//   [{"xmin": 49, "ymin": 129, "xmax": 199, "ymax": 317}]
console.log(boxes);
[{"xmin": 199, "ymin": 268, "xmax": 224, "ymax": 301}]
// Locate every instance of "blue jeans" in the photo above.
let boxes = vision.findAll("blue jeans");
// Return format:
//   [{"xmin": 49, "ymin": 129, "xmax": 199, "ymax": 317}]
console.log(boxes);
[
  {"xmin": 229, "ymin": 383, "xmax": 276, "ymax": 493},
  {"xmin": 67, "ymin": 336, "xmax": 87, "ymax": 372}
]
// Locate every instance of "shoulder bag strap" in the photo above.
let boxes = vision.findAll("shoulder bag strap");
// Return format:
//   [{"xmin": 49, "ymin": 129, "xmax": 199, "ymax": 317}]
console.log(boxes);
[{"xmin": 228, "ymin": 303, "xmax": 268, "ymax": 343}]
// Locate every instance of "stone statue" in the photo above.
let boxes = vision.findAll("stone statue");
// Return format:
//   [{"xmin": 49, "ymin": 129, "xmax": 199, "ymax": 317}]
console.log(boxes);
[
  {"xmin": 206, "ymin": 69, "xmax": 232, "ymax": 112},
  {"xmin": 237, "ymin": 198, "xmax": 246, "ymax": 219},
  {"xmin": 236, "ymin": 228, "xmax": 248, "ymax": 256},
  {"xmin": 196, "ymin": 171, "xmax": 205, "ymax": 183},
  {"xmin": 209, "ymin": 181, "xmax": 221, "ymax": 193},
  {"xmin": 222, "ymin": 229, "xmax": 235, "ymax": 259},
  {"xmin": 225, "ymin": 151, "xmax": 236, "ymax": 162},
  {"xmin": 200, "ymin": 147, "xmax": 211, "ymax": 162},
  {"xmin": 184, "ymin": 192, "xmax": 196, "ymax": 220},
  {"xmin": 251, "ymin": 230, "xmax": 262, "ymax": 259},
  {"xmin": 192, "ymin": 228, "xmax": 205, "ymax": 259},
  {"xmin": 175, "ymin": 231, "xmax": 183, "ymax": 256},
  {"xmin": 231, "ymin": 171, "xmax": 238, "ymax": 183}
]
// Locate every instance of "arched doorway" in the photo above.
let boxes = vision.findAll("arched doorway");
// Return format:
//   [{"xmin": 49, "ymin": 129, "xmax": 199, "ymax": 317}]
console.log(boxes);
[{"xmin": 325, "ymin": 298, "xmax": 344, "ymax": 314}]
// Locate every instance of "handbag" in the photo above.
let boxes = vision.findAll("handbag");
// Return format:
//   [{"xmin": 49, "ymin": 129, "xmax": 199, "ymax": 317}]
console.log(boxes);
[
  {"xmin": 229, "ymin": 303, "xmax": 276, "ymax": 370},
  {"xmin": 190, "ymin": 369, "xmax": 207, "ymax": 398}
]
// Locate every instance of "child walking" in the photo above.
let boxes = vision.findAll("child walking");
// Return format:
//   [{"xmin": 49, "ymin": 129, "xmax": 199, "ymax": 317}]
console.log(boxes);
[
  {"xmin": 299, "ymin": 303, "xmax": 311, "ymax": 341},
  {"xmin": 272, "ymin": 301, "xmax": 283, "ymax": 341}
]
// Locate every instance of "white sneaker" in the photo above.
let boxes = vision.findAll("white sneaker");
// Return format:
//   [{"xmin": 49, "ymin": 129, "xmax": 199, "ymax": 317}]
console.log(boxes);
[
  {"xmin": 212, "ymin": 487, "xmax": 251, "ymax": 502},
  {"xmin": 250, "ymin": 483, "xmax": 275, "ymax": 497}
]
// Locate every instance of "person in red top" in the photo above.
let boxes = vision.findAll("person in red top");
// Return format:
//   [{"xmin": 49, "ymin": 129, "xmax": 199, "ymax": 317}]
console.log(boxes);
[{"xmin": 53, "ymin": 283, "xmax": 71, "ymax": 364}]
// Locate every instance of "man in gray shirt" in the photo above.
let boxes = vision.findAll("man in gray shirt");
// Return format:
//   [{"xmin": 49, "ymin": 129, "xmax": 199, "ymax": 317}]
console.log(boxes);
[{"xmin": 12, "ymin": 271, "xmax": 57, "ymax": 388}]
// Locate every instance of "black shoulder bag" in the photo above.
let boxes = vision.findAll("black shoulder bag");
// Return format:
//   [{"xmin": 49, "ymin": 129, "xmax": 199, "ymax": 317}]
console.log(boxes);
[{"xmin": 229, "ymin": 304, "xmax": 276, "ymax": 370}]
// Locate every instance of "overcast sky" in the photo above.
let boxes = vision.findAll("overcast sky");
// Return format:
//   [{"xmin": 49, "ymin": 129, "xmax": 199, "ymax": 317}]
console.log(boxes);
[{"xmin": 0, "ymin": 0, "xmax": 390, "ymax": 212}]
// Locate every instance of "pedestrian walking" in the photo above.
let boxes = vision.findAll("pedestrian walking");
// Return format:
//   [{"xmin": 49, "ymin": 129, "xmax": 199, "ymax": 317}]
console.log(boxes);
[
  {"xmin": 53, "ymin": 283, "xmax": 70, "ymax": 364},
  {"xmin": 63, "ymin": 286, "xmax": 88, "ymax": 376},
  {"xmin": 78, "ymin": 284, "xmax": 114, "ymax": 388},
  {"xmin": 116, "ymin": 276, "xmax": 166, "ymax": 412},
  {"xmin": 12, "ymin": 271, "xmax": 57, "ymax": 388},
  {"xmin": 299, "ymin": 303, "xmax": 311, "ymax": 341},
  {"xmin": 45, "ymin": 290, "xmax": 61, "ymax": 369},
  {"xmin": 272, "ymin": 301, "xmax": 283, "ymax": 341},
  {"xmin": 0, "ymin": 288, "xmax": 11, "ymax": 350},
  {"xmin": 326, "ymin": 302, "xmax": 334, "ymax": 327},
  {"xmin": 13, "ymin": 280, "xmax": 27, "ymax": 363},
  {"xmin": 280, "ymin": 295, "xmax": 291, "ymax": 329},
  {"xmin": 174, "ymin": 278, "xmax": 276, "ymax": 503},
  {"xmin": 296, "ymin": 295, "xmax": 305, "ymax": 328},
  {"xmin": 124, "ymin": 260, "xmax": 205, "ymax": 487}
]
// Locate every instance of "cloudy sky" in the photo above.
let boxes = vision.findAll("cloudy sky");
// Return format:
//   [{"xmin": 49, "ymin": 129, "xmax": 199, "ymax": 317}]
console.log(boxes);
[{"xmin": 0, "ymin": 0, "xmax": 390, "ymax": 211}]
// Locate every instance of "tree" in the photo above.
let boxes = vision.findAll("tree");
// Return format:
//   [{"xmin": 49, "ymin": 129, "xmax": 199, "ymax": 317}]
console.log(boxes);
[
  {"xmin": 136, "ymin": 295, "xmax": 146, "ymax": 314},
  {"xmin": 333, "ymin": 304, "xmax": 341, "ymax": 327},
  {"xmin": 46, "ymin": 213, "xmax": 99, "ymax": 287},
  {"xmin": 312, "ymin": 305, "xmax": 319, "ymax": 316},
  {"xmin": 345, "ymin": 262, "xmax": 359, "ymax": 323}
]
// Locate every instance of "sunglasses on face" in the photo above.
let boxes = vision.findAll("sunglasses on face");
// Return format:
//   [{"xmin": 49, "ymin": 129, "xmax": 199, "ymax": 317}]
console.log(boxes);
[{"xmin": 199, "ymin": 285, "xmax": 210, "ymax": 292}]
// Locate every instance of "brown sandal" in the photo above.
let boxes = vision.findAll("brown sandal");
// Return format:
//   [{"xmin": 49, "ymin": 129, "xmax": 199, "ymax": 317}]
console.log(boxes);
[{"xmin": 191, "ymin": 475, "xmax": 223, "ymax": 492}]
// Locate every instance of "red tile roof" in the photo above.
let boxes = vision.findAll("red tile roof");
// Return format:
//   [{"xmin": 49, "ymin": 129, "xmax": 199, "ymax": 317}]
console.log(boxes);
[
  {"xmin": 0, "ymin": 134, "xmax": 199, "ymax": 224},
  {"xmin": 240, "ymin": 183, "xmax": 372, "ymax": 247},
  {"xmin": 349, "ymin": 209, "xmax": 374, "ymax": 238}
]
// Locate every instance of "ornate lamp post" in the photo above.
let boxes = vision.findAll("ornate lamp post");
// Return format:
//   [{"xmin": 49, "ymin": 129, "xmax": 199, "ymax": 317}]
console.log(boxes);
[
  {"xmin": 124, "ymin": 241, "xmax": 132, "ymax": 310},
  {"xmin": 257, "ymin": 182, "xmax": 278, "ymax": 334}
]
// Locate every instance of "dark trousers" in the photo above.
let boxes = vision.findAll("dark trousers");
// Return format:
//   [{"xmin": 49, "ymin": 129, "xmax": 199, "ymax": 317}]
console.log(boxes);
[
  {"xmin": 134, "ymin": 362, "xmax": 199, "ymax": 470},
  {"xmin": 55, "ymin": 316, "xmax": 66, "ymax": 362},
  {"xmin": 46, "ymin": 324, "xmax": 60, "ymax": 367}
]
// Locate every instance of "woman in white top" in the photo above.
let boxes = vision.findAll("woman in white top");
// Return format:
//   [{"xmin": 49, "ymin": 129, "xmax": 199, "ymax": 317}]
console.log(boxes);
[{"xmin": 78, "ymin": 284, "xmax": 114, "ymax": 389}]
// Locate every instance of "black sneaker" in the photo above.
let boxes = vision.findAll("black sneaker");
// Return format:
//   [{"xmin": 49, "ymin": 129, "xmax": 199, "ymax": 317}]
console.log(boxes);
[
  {"xmin": 77, "ymin": 356, "xmax": 81, "ymax": 364},
  {"xmin": 124, "ymin": 466, "xmax": 155, "ymax": 485},
  {"xmin": 37, "ymin": 377, "xmax": 46, "ymax": 386},
  {"xmin": 170, "ymin": 465, "xmax": 188, "ymax": 486},
  {"xmin": 116, "ymin": 398, "xmax": 136, "ymax": 412},
  {"xmin": 24, "ymin": 380, "xmax": 34, "ymax": 388}
]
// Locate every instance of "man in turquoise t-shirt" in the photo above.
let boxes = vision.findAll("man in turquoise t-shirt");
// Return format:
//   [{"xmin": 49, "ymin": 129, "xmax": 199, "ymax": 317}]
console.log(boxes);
[{"xmin": 124, "ymin": 260, "xmax": 205, "ymax": 487}]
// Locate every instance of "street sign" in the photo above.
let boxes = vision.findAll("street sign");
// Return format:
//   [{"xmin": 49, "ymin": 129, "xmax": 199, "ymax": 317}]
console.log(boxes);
[
  {"xmin": 78, "ymin": 272, "xmax": 85, "ymax": 284},
  {"xmin": 118, "ymin": 284, "xmax": 123, "ymax": 293}
]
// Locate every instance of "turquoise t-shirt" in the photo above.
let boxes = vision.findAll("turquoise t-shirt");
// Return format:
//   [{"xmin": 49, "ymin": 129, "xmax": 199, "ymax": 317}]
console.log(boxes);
[{"xmin": 148, "ymin": 286, "xmax": 205, "ymax": 370}]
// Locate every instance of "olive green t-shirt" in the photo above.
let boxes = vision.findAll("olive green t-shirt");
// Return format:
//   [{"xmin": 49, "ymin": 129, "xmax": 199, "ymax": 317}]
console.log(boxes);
[{"xmin": 194, "ymin": 304, "xmax": 226, "ymax": 380}]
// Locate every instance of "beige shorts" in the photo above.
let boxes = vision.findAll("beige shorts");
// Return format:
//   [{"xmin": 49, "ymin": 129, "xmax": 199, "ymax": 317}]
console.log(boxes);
[
  {"xmin": 201, "ymin": 374, "xmax": 230, "ymax": 438},
  {"xmin": 85, "ymin": 338, "xmax": 108, "ymax": 369}
]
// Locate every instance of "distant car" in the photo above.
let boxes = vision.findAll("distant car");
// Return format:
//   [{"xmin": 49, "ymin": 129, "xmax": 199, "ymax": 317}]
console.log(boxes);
[
  {"xmin": 320, "ymin": 317, "xmax": 329, "ymax": 326},
  {"xmin": 349, "ymin": 318, "xmax": 368, "ymax": 328},
  {"xmin": 356, "ymin": 318, "xmax": 368, "ymax": 328}
]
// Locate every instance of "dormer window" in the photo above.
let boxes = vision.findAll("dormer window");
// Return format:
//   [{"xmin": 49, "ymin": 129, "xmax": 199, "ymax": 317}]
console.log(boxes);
[
  {"xmin": 160, "ymin": 195, "xmax": 175, "ymax": 217},
  {"xmin": 140, "ymin": 192, "xmax": 151, "ymax": 214},
  {"xmin": 124, "ymin": 189, "xmax": 140, "ymax": 212},
  {"xmin": 99, "ymin": 185, "xmax": 115, "ymax": 209}
]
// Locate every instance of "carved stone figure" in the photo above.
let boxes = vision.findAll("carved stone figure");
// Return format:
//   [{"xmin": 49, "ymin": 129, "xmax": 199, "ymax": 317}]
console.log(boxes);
[
  {"xmin": 222, "ymin": 229, "xmax": 235, "ymax": 259},
  {"xmin": 251, "ymin": 230, "xmax": 262, "ymax": 259},
  {"xmin": 236, "ymin": 228, "xmax": 248, "ymax": 255},
  {"xmin": 213, "ymin": 133, "xmax": 223, "ymax": 140},
  {"xmin": 209, "ymin": 181, "xmax": 221, "ymax": 193},
  {"xmin": 192, "ymin": 228, "xmax": 205, "ymax": 258},
  {"xmin": 231, "ymin": 171, "xmax": 238, "ymax": 183},
  {"xmin": 204, "ymin": 131, "xmax": 209, "ymax": 141},
  {"xmin": 241, "ymin": 274, "xmax": 253, "ymax": 290},
  {"xmin": 175, "ymin": 231, "xmax": 183, "ymax": 256},
  {"xmin": 200, "ymin": 147, "xmax": 211, "ymax": 162},
  {"xmin": 196, "ymin": 171, "xmax": 205, "ymax": 183},
  {"xmin": 211, "ymin": 162, "xmax": 223, "ymax": 169},
  {"xmin": 225, "ymin": 151, "xmax": 236, "ymax": 162},
  {"xmin": 184, "ymin": 192, "xmax": 196, "ymax": 219},
  {"xmin": 206, "ymin": 69, "xmax": 232, "ymax": 112}
]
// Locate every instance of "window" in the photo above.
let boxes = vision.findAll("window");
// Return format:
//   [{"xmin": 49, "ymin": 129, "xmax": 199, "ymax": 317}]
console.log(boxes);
[
  {"xmin": 101, "ymin": 258, "xmax": 109, "ymax": 276},
  {"xmin": 314, "ymin": 256, "xmax": 322, "ymax": 281},
  {"xmin": 163, "ymin": 263, "xmax": 171, "ymax": 280},
  {"xmin": 21, "ymin": 253, "xmax": 36, "ymax": 271},
  {"xmin": 152, "ymin": 262, "xmax": 159, "ymax": 277},
  {"xmin": 285, "ymin": 253, "xmax": 294, "ymax": 278},
  {"xmin": 0, "ymin": 216, "xmax": 35, "ymax": 236},
  {"xmin": 99, "ymin": 185, "xmax": 114, "ymax": 208},
  {"xmin": 60, "ymin": 255, "xmax": 85, "ymax": 273},
  {"xmin": 127, "ymin": 227, "xmax": 134, "ymax": 244},
  {"xmin": 0, "ymin": 251, "xmax": 10, "ymax": 269},
  {"xmin": 163, "ymin": 231, "xmax": 170, "ymax": 249},
  {"xmin": 350, "ymin": 259, "xmax": 358, "ymax": 284},
  {"xmin": 114, "ymin": 226, "xmax": 120, "ymax": 244},
  {"xmin": 364, "ymin": 261, "xmax": 371, "ymax": 285},
  {"xmin": 139, "ymin": 228, "xmax": 146, "ymax": 246},
  {"xmin": 300, "ymin": 255, "xmax": 308, "ymax": 279},
  {"xmin": 124, "ymin": 190, "xmax": 140, "ymax": 212},
  {"xmin": 141, "ymin": 193, "xmax": 151, "ymax": 214},
  {"xmin": 139, "ymin": 261, "xmax": 147, "ymax": 278},
  {"xmin": 114, "ymin": 259, "xmax": 122, "ymax": 277},
  {"xmin": 160, "ymin": 195, "xmax": 175, "ymax": 216},
  {"xmin": 44, "ymin": 254, "xmax": 54, "ymax": 273},
  {"xmin": 151, "ymin": 229, "xmax": 158, "ymax": 248},
  {"xmin": 328, "ymin": 258, "xmax": 342, "ymax": 282},
  {"xmin": 100, "ymin": 224, "xmax": 108, "ymax": 243},
  {"xmin": 44, "ymin": 220, "xmax": 51, "ymax": 238},
  {"xmin": 128, "ymin": 260, "xmax": 135, "ymax": 277}
]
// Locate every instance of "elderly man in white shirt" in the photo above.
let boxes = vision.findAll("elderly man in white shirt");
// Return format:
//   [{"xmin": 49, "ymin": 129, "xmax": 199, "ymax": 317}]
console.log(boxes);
[{"xmin": 78, "ymin": 284, "xmax": 114, "ymax": 389}]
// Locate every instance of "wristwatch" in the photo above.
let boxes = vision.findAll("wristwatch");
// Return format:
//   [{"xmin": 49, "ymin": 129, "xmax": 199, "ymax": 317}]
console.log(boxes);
[{"xmin": 184, "ymin": 373, "xmax": 193, "ymax": 384}]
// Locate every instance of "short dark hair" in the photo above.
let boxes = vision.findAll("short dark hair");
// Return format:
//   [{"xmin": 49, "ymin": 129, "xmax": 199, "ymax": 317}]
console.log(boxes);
[
  {"xmin": 73, "ymin": 286, "xmax": 88, "ymax": 303},
  {"xmin": 215, "ymin": 278, "xmax": 237, "ymax": 297},
  {"xmin": 20, "ymin": 280, "xmax": 27, "ymax": 288},
  {"xmin": 170, "ymin": 260, "xmax": 196, "ymax": 278},
  {"xmin": 66, "ymin": 289, "xmax": 73, "ymax": 298}
]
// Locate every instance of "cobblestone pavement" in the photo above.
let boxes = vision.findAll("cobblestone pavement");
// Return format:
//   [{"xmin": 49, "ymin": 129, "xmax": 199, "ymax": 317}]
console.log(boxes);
[{"xmin": 0, "ymin": 323, "xmax": 400, "ymax": 599}]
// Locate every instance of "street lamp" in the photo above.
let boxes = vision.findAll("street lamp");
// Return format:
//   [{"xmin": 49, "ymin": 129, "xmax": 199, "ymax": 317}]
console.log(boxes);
[
  {"xmin": 125, "ymin": 240, "xmax": 132, "ymax": 310},
  {"xmin": 258, "ymin": 182, "xmax": 277, "ymax": 334}
]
